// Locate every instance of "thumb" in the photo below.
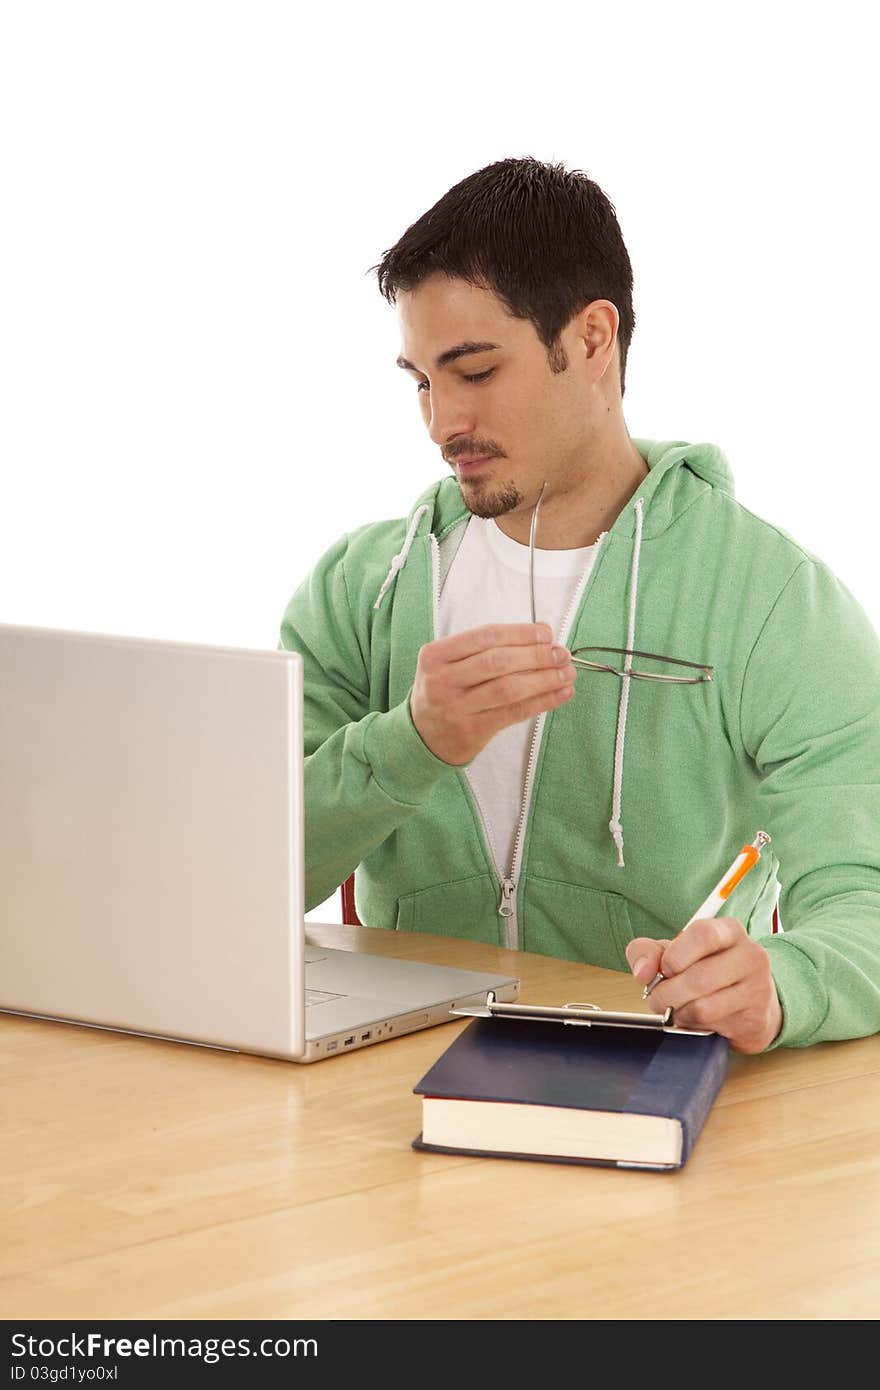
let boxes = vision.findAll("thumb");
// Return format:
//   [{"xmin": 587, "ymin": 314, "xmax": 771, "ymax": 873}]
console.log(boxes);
[{"xmin": 625, "ymin": 937, "xmax": 665, "ymax": 985}]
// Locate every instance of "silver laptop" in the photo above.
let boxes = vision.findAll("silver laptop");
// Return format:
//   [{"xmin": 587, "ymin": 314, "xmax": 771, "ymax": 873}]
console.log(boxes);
[{"xmin": 0, "ymin": 623, "xmax": 519, "ymax": 1062}]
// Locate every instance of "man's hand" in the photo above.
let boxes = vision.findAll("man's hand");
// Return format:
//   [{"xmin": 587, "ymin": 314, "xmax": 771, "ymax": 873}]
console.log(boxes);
[
  {"xmin": 410, "ymin": 622, "xmax": 576, "ymax": 766},
  {"xmin": 625, "ymin": 917, "xmax": 783, "ymax": 1054}
]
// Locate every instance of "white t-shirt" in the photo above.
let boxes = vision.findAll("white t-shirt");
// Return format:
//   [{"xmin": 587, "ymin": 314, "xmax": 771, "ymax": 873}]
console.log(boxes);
[{"xmin": 437, "ymin": 516, "xmax": 599, "ymax": 876}]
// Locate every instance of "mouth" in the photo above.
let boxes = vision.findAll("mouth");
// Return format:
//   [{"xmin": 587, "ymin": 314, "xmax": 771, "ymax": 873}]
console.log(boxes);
[{"xmin": 453, "ymin": 455, "xmax": 494, "ymax": 478}]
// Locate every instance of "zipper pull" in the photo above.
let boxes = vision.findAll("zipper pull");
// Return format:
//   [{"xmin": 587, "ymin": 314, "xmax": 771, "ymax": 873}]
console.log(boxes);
[{"xmin": 498, "ymin": 877, "xmax": 516, "ymax": 917}]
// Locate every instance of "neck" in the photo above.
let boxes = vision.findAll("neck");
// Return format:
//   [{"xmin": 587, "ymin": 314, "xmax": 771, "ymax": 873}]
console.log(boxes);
[{"xmin": 494, "ymin": 431, "xmax": 648, "ymax": 549}]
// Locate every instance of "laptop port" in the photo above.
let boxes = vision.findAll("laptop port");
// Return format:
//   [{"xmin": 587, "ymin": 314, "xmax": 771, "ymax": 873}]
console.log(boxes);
[
  {"xmin": 326, "ymin": 1040, "xmax": 338, "ymax": 1052},
  {"xmin": 361, "ymin": 1031, "xmax": 372, "ymax": 1040},
  {"xmin": 344, "ymin": 1035, "xmax": 355, "ymax": 1046}
]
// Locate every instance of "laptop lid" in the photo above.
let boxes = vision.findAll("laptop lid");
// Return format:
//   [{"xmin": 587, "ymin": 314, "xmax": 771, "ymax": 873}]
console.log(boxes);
[{"xmin": 0, "ymin": 623, "xmax": 306, "ymax": 1057}]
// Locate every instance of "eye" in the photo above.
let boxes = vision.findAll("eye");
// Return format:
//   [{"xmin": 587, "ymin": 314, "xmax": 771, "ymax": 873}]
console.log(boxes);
[
  {"xmin": 463, "ymin": 369, "xmax": 494, "ymax": 384},
  {"xmin": 416, "ymin": 380, "xmax": 430, "ymax": 393}
]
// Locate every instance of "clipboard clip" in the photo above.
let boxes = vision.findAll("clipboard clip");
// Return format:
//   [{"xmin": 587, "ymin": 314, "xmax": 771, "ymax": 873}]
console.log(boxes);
[{"xmin": 451, "ymin": 991, "xmax": 713, "ymax": 1036}]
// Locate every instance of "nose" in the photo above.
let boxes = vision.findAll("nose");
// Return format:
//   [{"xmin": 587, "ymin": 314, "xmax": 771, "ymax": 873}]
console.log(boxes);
[{"xmin": 424, "ymin": 382, "xmax": 477, "ymax": 449}]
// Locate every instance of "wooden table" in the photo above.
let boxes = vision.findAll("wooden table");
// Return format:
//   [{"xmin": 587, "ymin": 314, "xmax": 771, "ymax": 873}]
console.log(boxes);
[{"xmin": 3, "ymin": 924, "xmax": 879, "ymax": 1320}]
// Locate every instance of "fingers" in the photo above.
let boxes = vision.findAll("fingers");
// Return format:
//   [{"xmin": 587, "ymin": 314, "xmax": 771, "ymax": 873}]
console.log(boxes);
[
  {"xmin": 459, "ymin": 648, "xmax": 577, "ymax": 715},
  {"xmin": 672, "ymin": 987, "xmax": 782, "ymax": 1055},
  {"xmin": 625, "ymin": 938, "xmax": 665, "ymax": 986},
  {"xmin": 426, "ymin": 626, "xmax": 575, "ymax": 713},
  {"xmin": 429, "ymin": 622, "xmax": 554, "ymax": 663},
  {"xmin": 670, "ymin": 980, "xmax": 756, "ymax": 1030},
  {"xmin": 647, "ymin": 939, "xmax": 755, "ymax": 1014},
  {"xmin": 410, "ymin": 624, "xmax": 577, "ymax": 764},
  {"xmin": 634, "ymin": 919, "xmax": 782, "ymax": 1052},
  {"xmin": 474, "ymin": 679, "xmax": 576, "ymax": 733},
  {"xmin": 656, "ymin": 917, "xmax": 745, "ymax": 979},
  {"xmin": 625, "ymin": 922, "xmax": 744, "ymax": 994}
]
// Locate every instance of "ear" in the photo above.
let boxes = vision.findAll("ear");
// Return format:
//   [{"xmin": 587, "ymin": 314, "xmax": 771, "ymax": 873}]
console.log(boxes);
[{"xmin": 575, "ymin": 299, "xmax": 619, "ymax": 363}]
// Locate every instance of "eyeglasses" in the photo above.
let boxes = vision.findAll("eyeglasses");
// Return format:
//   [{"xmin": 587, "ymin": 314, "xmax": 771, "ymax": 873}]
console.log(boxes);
[{"xmin": 529, "ymin": 482, "xmax": 714, "ymax": 685}]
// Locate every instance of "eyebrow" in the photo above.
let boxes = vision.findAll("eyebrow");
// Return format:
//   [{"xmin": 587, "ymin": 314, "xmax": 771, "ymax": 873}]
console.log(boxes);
[{"xmin": 396, "ymin": 341, "xmax": 501, "ymax": 373}]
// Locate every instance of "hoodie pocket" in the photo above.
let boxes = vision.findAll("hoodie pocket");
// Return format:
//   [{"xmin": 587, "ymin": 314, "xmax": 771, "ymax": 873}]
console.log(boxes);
[
  {"xmin": 395, "ymin": 873, "xmax": 505, "ymax": 946},
  {"xmin": 522, "ymin": 876, "xmax": 636, "ymax": 970}
]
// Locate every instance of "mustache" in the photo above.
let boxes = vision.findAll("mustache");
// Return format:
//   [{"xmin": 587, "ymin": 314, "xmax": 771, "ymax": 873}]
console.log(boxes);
[{"xmin": 442, "ymin": 442, "xmax": 506, "ymax": 464}]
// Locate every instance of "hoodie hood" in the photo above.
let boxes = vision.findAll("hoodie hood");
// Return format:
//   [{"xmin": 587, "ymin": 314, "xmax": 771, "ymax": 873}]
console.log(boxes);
[
  {"xmin": 376, "ymin": 439, "xmax": 736, "ymax": 594},
  {"xmin": 639, "ymin": 438, "xmax": 735, "ymax": 491}
]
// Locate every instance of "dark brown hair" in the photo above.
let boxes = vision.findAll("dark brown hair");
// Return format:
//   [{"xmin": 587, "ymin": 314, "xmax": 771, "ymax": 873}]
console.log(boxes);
[{"xmin": 373, "ymin": 156, "xmax": 636, "ymax": 396}]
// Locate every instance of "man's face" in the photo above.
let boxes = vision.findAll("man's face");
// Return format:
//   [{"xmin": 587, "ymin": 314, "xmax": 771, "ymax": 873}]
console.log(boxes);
[{"xmin": 396, "ymin": 274, "xmax": 606, "ymax": 520}]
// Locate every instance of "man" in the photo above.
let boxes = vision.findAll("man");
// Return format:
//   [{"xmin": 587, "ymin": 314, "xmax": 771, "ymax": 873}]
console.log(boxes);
[{"xmin": 280, "ymin": 157, "xmax": 880, "ymax": 1054}]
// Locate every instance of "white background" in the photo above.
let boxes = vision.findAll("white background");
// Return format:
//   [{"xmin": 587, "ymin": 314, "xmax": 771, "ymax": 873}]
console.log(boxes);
[{"xmin": 2, "ymin": 1, "xmax": 877, "ymax": 922}]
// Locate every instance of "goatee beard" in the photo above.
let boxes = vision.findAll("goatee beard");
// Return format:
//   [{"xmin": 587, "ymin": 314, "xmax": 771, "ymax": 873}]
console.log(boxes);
[{"xmin": 458, "ymin": 479, "xmax": 524, "ymax": 519}]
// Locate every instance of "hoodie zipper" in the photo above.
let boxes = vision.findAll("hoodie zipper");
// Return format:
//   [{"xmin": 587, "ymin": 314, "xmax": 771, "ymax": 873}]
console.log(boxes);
[
  {"xmin": 431, "ymin": 529, "xmax": 607, "ymax": 950},
  {"xmin": 430, "ymin": 534, "xmax": 512, "ymax": 930},
  {"xmin": 499, "ymin": 536, "xmax": 606, "ymax": 947}
]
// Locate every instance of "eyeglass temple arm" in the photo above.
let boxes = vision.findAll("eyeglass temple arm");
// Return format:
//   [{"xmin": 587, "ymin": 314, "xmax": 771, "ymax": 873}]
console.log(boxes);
[
  {"xmin": 571, "ymin": 646, "xmax": 714, "ymax": 675},
  {"xmin": 528, "ymin": 481, "xmax": 548, "ymax": 626}
]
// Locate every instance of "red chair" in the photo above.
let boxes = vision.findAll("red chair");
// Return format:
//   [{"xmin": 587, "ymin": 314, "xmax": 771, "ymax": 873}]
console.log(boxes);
[{"xmin": 341, "ymin": 873, "xmax": 361, "ymax": 925}]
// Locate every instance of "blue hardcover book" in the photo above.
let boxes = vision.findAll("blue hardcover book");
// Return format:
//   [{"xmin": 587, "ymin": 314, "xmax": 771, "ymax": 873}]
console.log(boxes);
[{"xmin": 412, "ymin": 1016, "xmax": 729, "ymax": 1171}]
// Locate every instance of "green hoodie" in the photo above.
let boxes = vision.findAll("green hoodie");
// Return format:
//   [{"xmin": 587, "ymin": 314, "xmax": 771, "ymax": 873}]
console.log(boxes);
[{"xmin": 280, "ymin": 439, "xmax": 880, "ymax": 1049}]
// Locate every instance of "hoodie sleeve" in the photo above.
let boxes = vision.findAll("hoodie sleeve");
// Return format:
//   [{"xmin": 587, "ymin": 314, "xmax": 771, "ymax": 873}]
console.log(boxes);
[
  {"xmin": 739, "ymin": 558, "xmax": 880, "ymax": 1047},
  {"xmin": 279, "ymin": 532, "xmax": 454, "ymax": 913}
]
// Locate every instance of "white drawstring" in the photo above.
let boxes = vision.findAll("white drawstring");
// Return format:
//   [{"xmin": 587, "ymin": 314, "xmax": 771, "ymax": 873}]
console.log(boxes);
[
  {"xmin": 373, "ymin": 505, "xmax": 430, "ymax": 609},
  {"xmin": 609, "ymin": 497, "xmax": 645, "ymax": 867}
]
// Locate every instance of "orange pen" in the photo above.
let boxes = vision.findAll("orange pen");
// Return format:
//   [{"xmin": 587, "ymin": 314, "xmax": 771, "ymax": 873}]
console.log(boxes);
[{"xmin": 642, "ymin": 831, "xmax": 772, "ymax": 998}]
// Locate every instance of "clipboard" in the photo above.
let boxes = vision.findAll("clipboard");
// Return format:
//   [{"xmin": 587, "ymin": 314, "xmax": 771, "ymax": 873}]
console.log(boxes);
[{"xmin": 451, "ymin": 990, "xmax": 713, "ymax": 1036}]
